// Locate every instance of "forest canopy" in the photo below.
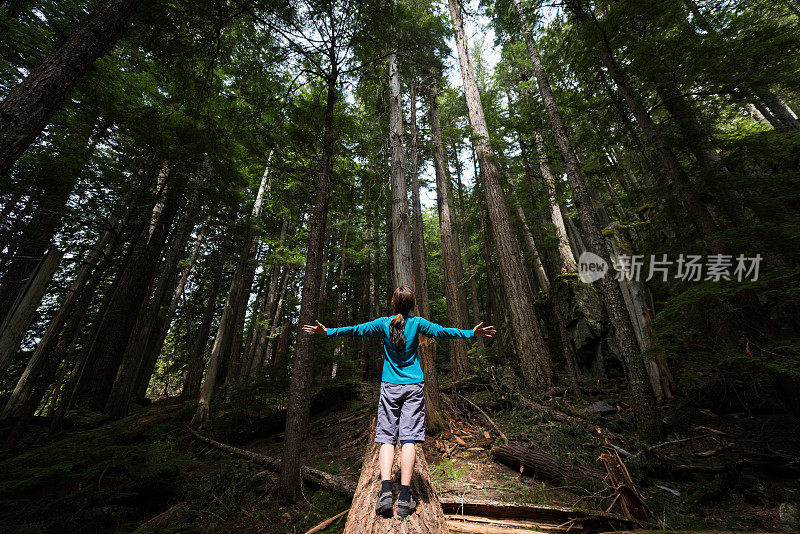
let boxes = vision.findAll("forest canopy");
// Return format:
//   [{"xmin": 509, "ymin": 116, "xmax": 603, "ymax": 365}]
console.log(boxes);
[{"xmin": 1, "ymin": 0, "xmax": 799, "ymax": 532}]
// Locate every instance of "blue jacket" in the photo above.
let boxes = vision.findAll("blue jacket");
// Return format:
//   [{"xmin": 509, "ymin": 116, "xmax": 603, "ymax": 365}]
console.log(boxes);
[{"xmin": 326, "ymin": 315, "xmax": 474, "ymax": 384}]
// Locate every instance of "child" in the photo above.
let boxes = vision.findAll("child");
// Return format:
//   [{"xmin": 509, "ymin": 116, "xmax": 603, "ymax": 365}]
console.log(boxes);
[{"xmin": 302, "ymin": 285, "xmax": 495, "ymax": 518}]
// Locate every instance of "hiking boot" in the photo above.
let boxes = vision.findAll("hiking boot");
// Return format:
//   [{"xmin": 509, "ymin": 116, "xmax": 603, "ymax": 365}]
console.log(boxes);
[
  {"xmin": 397, "ymin": 492, "xmax": 417, "ymax": 519},
  {"xmin": 375, "ymin": 488, "xmax": 393, "ymax": 515}
]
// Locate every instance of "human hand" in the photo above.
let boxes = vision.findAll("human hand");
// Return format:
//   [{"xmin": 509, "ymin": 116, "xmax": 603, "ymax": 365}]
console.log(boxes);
[
  {"xmin": 473, "ymin": 322, "xmax": 496, "ymax": 338},
  {"xmin": 302, "ymin": 320, "xmax": 327, "ymax": 335}
]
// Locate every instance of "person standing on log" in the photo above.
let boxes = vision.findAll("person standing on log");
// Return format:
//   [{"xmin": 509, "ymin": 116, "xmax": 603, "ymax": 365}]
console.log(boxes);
[{"xmin": 303, "ymin": 285, "xmax": 494, "ymax": 518}]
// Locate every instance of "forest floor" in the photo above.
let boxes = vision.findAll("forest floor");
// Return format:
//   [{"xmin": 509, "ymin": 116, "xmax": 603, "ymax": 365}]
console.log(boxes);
[{"xmin": 1, "ymin": 373, "xmax": 799, "ymax": 533}]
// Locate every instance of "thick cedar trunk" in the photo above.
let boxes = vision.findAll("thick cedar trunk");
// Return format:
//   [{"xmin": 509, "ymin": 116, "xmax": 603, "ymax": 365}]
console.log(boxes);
[
  {"xmin": 448, "ymin": 0, "xmax": 553, "ymax": 392},
  {"xmin": 279, "ymin": 70, "xmax": 337, "ymax": 500},
  {"xmin": 567, "ymin": 2, "xmax": 720, "ymax": 250},
  {"xmin": 192, "ymin": 162, "xmax": 270, "ymax": 424},
  {"xmin": 515, "ymin": 0, "xmax": 662, "ymax": 441},
  {"xmin": 388, "ymin": 50, "xmax": 413, "ymax": 289},
  {"xmin": 0, "ymin": 0, "xmax": 142, "ymax": 177},
  {"xmin": 430, "ymin": 81, "xmax": 470, "ymax": 378},
  {"xmin": 182, "ymin": 274, "xmax": 222, "ymax": 401},
  {"xmin": 409, "ymin": 78, "xmax": 430, "ymax": 320},
  {"xmin": 343, "ymin": 425, "xmax": 446, "ymax": 533}
]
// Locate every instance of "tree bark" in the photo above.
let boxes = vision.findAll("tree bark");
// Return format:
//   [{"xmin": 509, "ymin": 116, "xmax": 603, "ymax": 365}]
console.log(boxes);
[
  {"xmin": 448, "ymin": 0, "xmax": 554, "ymax": 392},
  {"xmin": 343, "ymin": 425, "xmax": 446, "ymax": 533},
  {"xmin": 515, "ymin": 0, "xmax": 662, "ymax": 441},
  {"xmin": 0, "ymin": 0, "xmax": 142, "ymax": 177},
  {"xmin": 279, "ymin": 67, "xmax": 338, "ymax": 500},
  {"xmin": 430, "ymin": 80, "xmax": 470, "ymax": 379},
  {"xmin": 182, "ymin": 273, "xmax": 222, "ymax": 402},
  {"xmin": 388, "ymin": 48, "xmax": 413, "ymax": 289},
  {"xmin": 409, "ymin": 77, "xmax": 431, "ymax": 319},
  {"xmin": 192, "ymin": 161, "xmax": 271, "ymax": 424},
  {"xmin": 105, "ymin": 196, "xmax": 198, "ymax": 417}
]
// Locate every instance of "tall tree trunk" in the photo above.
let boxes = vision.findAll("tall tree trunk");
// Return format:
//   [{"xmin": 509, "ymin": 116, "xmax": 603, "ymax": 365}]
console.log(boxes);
[
  {"xmin": 0, "ymin": 248, "xmax": 62, "ymax": 375},
  {"xmin": 279, "ymin": 68, "xmax": 338, "ymax": 500},
  {"xmin": 0, "ymin": 0, "xmax": 142, "ymax": 177},
  {"xmin": 192, "ymin": 160, "xmax": 271, "ymax": 425},
  {"xmin": 515, "ymin": 0, "xmax": 662, "ymax": 441},
  {"xmin": 452, "ymin": 147, "xmax": 483, "ymax": 351},
  {"xmin": 430, "ymin": 80, "xmax": 470, "ymax": 379},
  {"xmin": 388, "ymin": 49, "xmax": 413, "ymax": 290},
  {"xmin": 514, "ymin": 202, "xmax": 550, "ymax": 293},
  {"xmin": 249, "ymin": 219, "xmax": 289, "ymax": 376},
  {"xmin": 134, "ymin": 221, "xmax": 207, "ymax": 400},
  {"xmin": 265, "ymin": 267, "xmax": 292, "ymax": 368},
  {"xmin": 448, "ymin": 0, "xmax": 554, "ymax": 392},
  {"xmin": 409, "ymin": 77, "xmax": 431, "ymax": 319},
  {"xmin": 105, "ymin": 194, "xmax": 198, "ymax": 417},
  {"xmin": 182, "ymin": 273, "xmax": 222, "ymax": 402},
  {"xmin": 73, "ymin": 166, "xmax": 186, "ymax": 412},
  {"xmin": 0, "ymin": 112, "xmax": 100, "ymax": 324}
]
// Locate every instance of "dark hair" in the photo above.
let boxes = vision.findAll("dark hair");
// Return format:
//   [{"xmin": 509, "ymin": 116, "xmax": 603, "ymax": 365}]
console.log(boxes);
[{"xmin": 389, "ymin": 285, "xmax": 416, "ymax": 352}]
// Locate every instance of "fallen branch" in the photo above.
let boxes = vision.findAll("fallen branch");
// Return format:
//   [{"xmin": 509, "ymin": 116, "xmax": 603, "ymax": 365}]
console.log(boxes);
[
  {"xmin": 459, "ymin": 394, "xmax": 509, "ymax": 444},
  {"xmin": 187, "ymin": 429, "xmax": 356, "ymax": 496},
  {"xmin": 599, "ymin": 446, "xmax": 649, "ymax": 521},
  {"xmin": 491, "ymin": 442, "xmax": 605, "ymax": 483},
  {"xmin": 303, "ymin": 509, "xmax": 349, "ymax": 534}
]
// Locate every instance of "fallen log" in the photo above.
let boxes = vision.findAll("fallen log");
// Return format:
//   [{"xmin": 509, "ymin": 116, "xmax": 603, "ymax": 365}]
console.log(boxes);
[
  {"xmin": 187, "ymin": 429, "xmax": 356, "ymax": 496},
  {"xmin": 343, "ymin": 420, "xmax": 446, "ymax": 533},
  {"xmin": 440, "ymin": 498, "xmax": 645, "ymax": 533},
  {"xmin": 491, "ymin": 442, "xmax": 605, "ymax": 483}
]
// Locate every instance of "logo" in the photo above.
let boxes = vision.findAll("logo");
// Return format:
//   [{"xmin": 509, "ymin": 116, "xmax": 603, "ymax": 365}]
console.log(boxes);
[{"xmin": 578, "ymin": 251, "xmax": 608, "ymax": 283}]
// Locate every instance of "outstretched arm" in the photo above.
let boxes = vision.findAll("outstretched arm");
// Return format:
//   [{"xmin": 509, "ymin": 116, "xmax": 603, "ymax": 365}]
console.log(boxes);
[
  {"xmin": 303, "ymin": 318, "xmax": 384, "ymax": 337},
  {"xmin": 418, "ymin": 318, "xmax": 495, "ymax": 339}
]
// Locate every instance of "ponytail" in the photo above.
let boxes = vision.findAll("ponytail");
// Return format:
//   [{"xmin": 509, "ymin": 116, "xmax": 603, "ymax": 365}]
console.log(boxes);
[
  {"xmin": 389, "ymin": 286, "xmax": 416, "ymax": 353},
  {"xmin": 390, "ymin": 313, "xmax": 405, "ymax": 352}
]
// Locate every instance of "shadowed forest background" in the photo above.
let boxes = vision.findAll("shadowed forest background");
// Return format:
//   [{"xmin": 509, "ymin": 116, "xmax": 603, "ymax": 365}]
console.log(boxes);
[{"xmin": 1, "ymin": 0, "xmax": 800, "ymax": 532}]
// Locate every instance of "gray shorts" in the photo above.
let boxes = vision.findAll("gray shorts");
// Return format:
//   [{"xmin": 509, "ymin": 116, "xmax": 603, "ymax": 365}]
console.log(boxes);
[{"xmin": 375, "ymin": 381, "xmax": 426, "ymax": 445}]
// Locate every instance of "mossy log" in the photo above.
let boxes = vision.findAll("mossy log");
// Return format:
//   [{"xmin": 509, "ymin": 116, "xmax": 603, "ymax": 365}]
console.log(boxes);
[{"xmin": 342, "ymin": 422, "xmax": 446, "ymax": 533}]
